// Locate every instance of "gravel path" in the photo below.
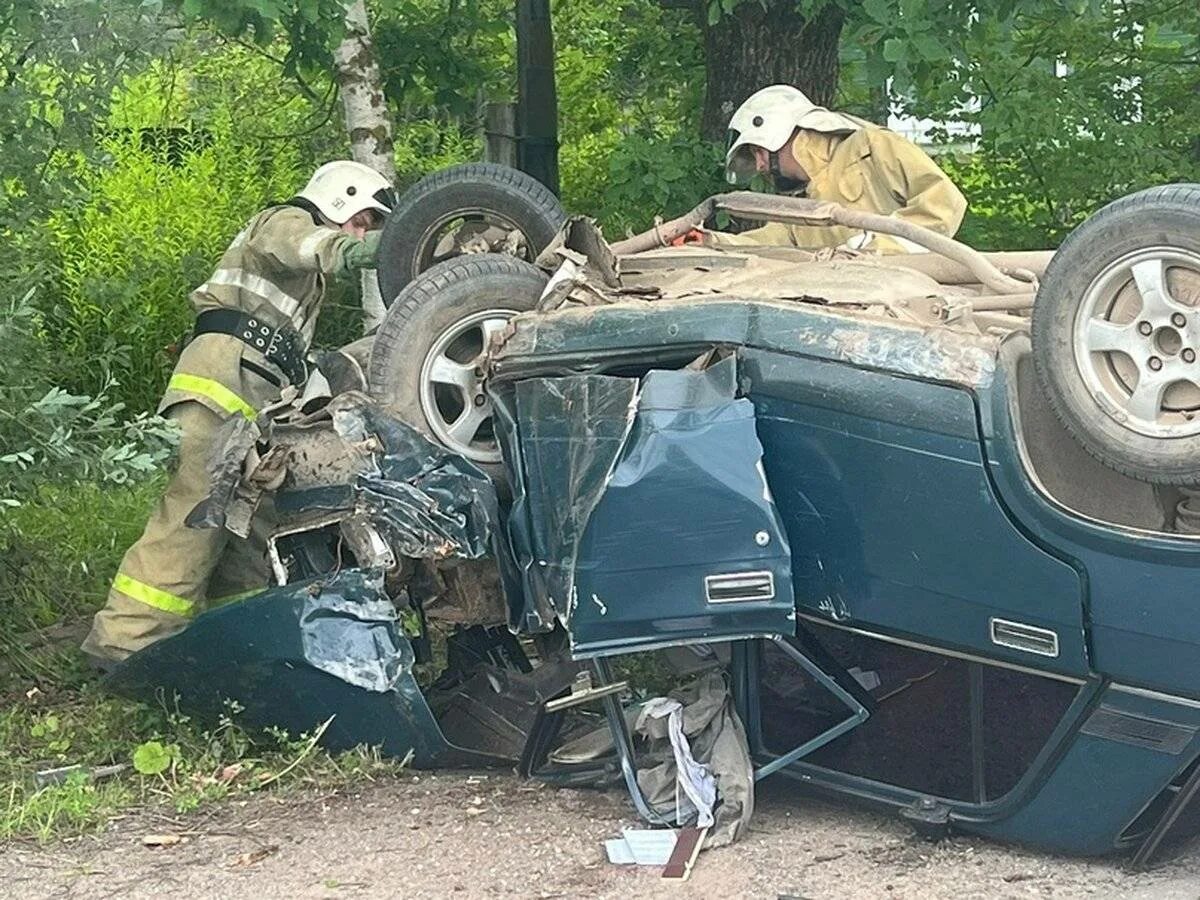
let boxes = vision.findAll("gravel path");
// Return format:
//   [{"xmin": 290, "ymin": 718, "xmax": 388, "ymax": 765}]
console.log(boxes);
[{"xmin": 5, "ymin": 773, "xmax": 1200, "ymax": 899}]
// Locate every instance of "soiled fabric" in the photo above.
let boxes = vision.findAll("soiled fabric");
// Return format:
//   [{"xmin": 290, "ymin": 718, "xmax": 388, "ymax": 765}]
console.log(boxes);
[
  {"xmin": 711, "ymin": 127, "xmax": 967, "ymax": 255},
  {"xmin": 636, "ymin": 696, "xmax": 717, "ymax": 827},
  {"xmin": 635, "ymin": 671, "xmax": 755, "ymax": 848}
]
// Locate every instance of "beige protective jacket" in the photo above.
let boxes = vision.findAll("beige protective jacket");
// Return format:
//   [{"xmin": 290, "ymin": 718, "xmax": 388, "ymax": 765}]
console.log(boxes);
[
  {"xmin": 158, "ymin": 205, "xmax": 359, "ymax": 419},
  {"xmin": 712, "ymin": 127, "xmax": 967, "ymax": 254}
]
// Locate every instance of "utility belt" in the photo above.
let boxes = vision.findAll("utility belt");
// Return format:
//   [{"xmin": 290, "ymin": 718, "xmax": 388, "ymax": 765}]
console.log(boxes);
[{"xmin": 192, "ymin": 309, "xmax": 307, "ymax": 387}]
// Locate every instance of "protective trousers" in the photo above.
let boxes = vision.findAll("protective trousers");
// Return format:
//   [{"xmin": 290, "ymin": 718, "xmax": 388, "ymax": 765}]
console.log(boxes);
[{"xmin": 81, "ymin": 400, "xmax": 272, "ymax": 663}]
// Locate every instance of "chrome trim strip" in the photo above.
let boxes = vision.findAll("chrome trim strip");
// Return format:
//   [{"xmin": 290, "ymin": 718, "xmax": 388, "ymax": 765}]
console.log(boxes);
[
  {"xmin": 1111, "ymin": 684, "xmax": 1200, "ymax": 711},
  {"xmin": 796, "ymin": 612, "xmax": 1086, "ymax": 685}
]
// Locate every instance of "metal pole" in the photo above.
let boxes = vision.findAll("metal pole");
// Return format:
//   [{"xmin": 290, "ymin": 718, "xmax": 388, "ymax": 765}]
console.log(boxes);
[{"xmin": 515, "ymin": 0, "xmax": 560, "ymax": 195}]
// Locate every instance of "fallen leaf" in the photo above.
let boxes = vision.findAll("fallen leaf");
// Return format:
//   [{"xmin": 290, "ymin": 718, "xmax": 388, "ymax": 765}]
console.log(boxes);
[
  {"xmin": 142, "ymin": 834, "xmax": 185, "ymax": 848},
  {"xmin": 231, "ymin": 845, "xmax": 278, "ymax": 868},
  {"xmin": 218, "ymin": 763, "xmax": 245, "ymax": 784}
]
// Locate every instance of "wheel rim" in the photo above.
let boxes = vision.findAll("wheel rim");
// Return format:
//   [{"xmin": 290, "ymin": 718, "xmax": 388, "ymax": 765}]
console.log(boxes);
[
  {"xmin": 418, "ymin": 309, "xmax": 518, "ymax": 462},
  {"xmin": 1073, "ymin": 247, "xmax": 1200, "ymax": 438},
  {"xmin": 414, "ymin": 208, "xmax": 532, "ymax": 274}
]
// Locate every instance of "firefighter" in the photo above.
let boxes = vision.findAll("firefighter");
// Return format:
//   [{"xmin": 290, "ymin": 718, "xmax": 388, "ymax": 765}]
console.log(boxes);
[
  {"xmin": 700, "ymin": 84, "xmax": 967, "ymax": 253},
  {"xmin": 81, "ymin": 160, "xmax": 395, "ymax": 666}
]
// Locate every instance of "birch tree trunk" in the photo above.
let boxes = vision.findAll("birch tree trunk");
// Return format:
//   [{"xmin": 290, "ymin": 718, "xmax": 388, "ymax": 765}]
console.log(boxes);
[{"xmin": 334, "ymin": 0, "xmax": 398, "ymax": 333}]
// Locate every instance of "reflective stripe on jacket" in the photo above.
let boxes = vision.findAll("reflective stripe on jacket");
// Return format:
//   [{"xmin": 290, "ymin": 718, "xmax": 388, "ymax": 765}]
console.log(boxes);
[
  {"xmin": 190, "ymin": 205, "xmax": 353, "ymax": 344},
  {"xmin": 160, "ymin": 205, "xmax": 356, "ymax": 418}
]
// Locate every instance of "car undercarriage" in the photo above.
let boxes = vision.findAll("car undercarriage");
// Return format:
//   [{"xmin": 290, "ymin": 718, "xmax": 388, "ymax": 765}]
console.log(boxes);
[{"xmin": 108, "ymin": 166, "xmax": 1200, "ymax": 866}]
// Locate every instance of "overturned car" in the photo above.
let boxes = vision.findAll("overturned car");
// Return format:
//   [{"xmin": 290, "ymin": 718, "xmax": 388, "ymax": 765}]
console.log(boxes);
[{"xmin": 111, "ymin": 166, "xmax": 1200, "ymax": 865}]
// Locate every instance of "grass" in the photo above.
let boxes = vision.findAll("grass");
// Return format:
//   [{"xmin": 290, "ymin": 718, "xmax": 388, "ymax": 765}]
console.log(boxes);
[{"xmin": 0, "ymin": 479, "xmax": 403, "ymax": 843}]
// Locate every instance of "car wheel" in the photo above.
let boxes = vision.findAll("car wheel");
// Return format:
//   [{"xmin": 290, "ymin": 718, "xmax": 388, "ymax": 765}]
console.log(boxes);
[
  {"xmin": 1031, "ymin": 183, "xmax": 1200, "ymax": 484},
  {"xmin": 368, "ymin": 255, "xmax": 548, "ymax": 478},
  {"xmin": 376, "ymin": 163, "xmax": 565, "ymax": 304}
]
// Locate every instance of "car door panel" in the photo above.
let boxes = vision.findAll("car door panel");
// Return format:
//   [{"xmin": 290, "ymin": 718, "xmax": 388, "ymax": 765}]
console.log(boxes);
[{"xmin": 740, "ymin": 349, "xmax": 1089, "ymax": 677}]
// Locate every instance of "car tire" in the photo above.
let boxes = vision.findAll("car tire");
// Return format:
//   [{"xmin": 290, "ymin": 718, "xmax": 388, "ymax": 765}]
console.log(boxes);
[
  {"xmin": 1031, "ymin": 183, "xmax": 1200, "ymax": 484},
  {"xmin": 368, "ymin": 255, "xmax": 548, "ymax": 480},
  {"xmin": 376, "ymin": 163, "xmax": 565, "ymax": 304}
]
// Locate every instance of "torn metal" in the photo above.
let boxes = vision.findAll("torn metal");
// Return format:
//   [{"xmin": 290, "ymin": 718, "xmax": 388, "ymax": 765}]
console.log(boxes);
[
  {"xmin": 107, "ymin": 570, "xmax": 464, "ymax": 764},
  {"xmin": 193, "ymin": 391, "xmax": 498, "ymax": 565},
  {"xmin": 106, "ymin": 567, "xmax": 582, "ymax": 767},
  {"xmin": 492, "ymin": 353, "xmax": 796, "ymax": 653}
]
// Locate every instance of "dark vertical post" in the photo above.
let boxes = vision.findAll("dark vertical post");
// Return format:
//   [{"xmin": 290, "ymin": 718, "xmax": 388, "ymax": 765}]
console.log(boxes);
[
  {"xmin": 515, "ymin": 0, "xmax": 559, "ymax": 195},
  {"xmin": 969, "ymin": 663, "xmax": 988, "ymax": 804}
]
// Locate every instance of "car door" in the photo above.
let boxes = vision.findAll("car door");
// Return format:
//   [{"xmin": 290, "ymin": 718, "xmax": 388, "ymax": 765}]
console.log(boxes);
[
  {"xmin": 494, "ymin": 355, "xmax": 796, "ymax": 656},
  {"xmin": 738, "ymin": 347, "xmax": 1090, "ymax": 679}
]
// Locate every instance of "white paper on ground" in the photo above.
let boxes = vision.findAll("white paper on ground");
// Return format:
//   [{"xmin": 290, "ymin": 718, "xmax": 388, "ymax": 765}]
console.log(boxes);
[{"xmin": 604, "ymin": 828, "xmax": 679, "ymax": 865}]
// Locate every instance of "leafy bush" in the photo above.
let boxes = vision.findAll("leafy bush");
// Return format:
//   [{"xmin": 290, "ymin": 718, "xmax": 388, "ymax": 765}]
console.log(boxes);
[
  {"xmin": 37, "ymin": 52, "xmax": 317, "ymax": 413},
  {"xmin": 591, "ymin": 132, "xmax": 726, "ymax": 237},
  {"xmin": 392, "ymin": 117, "xmax": 482, "ymax": 189},
  {"xmin": 0, "ymin": 290, "xmax": 177, "ymax": 509},
  {"xmin": 554, "ymin": 0, "xmax": 711, "ymax": 232}
]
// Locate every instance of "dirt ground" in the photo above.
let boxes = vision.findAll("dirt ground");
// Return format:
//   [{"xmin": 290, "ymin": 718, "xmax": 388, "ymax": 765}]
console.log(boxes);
[{"xmin": 5, "ymin": 774, "xmax": 1200, "ymax": 899}]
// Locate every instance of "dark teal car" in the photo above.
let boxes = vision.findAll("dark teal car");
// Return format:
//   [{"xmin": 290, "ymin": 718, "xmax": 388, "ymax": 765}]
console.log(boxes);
[{"xmin": 112, "ymin": 169, "xmax": 1200, "ymax": 864}]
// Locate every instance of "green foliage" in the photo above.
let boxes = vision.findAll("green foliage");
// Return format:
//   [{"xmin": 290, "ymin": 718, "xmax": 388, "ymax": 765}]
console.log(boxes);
[
  {"xmin": 374, "ymin": 0, "xmax": 512, "ymax": 118},
  {"xmin": 553, "ymin": 0, "xmax": 714, "ymax": 232},
  {"xmin": 845, "ymin": 0, "xmax": 1200, "ymax": 247},
  {"xmin": 0, "ymin": 1, "xmax": 170, "ymax": 233},
  {"xmin": 132, "ymin": 739, "xmax": 176, "ymax": 775},
  {"xmin": 37, "ymin": 49, "xmax": 320, "ymax": 411},
  {"xmin": 1, "ymin": 771, "xmax": 134, "ymax": 842},
  {"xmin": 171, "ymin": 0, "xmax": 350, "ymax": 73},
  {"xmin": 0, "ymin": 683, "xmax": 402, "ymax": 840},
  {"xmin": 0, "ymin": 479, "xmax": 161, "ymax": 688},
  {"xmin": 391, "ymin": 118, "xmax": 483, "ymax": 189},
  {"xmin": 595, "ymin": 134, "xmax": 726, "ymax": 237},
  {"xmin": 0, "ymin": 290, "xmax": 178, "ymax": 507}
]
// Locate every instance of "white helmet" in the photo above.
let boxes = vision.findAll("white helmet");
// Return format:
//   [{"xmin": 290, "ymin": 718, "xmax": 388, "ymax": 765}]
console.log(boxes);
[
  {"xmin": 725, "ymin": 85, "xmax": 868, "ymax": 184},
  {"xmin": 297, "ymin": 160, "xmax": 395, "ymax": 224}
]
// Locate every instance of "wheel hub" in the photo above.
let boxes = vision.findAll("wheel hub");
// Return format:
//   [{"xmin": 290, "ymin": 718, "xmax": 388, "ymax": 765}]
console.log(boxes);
[
  {"xmin": 418, "ymin": 309, "xmax": 518, "ymax": 463},
  {"xmin": 417, "ymin": 209, "xmax": 529, "ymax": 273},
  {"xmin": 1074, "ymin": 248, "xmax": 1200, "ymax": 438}
]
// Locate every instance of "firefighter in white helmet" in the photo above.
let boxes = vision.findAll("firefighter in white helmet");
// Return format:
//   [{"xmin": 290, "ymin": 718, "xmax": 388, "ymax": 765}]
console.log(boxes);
[
  {"xmin": 82, "ymin": 160, "xmax": 395, "ymax": 666},
  {"xmin": 695, "ymin": 84, "xmax": 966, "ymax": 253}
]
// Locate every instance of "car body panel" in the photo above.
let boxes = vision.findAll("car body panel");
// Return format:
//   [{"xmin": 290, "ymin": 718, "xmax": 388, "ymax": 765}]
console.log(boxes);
[
  {"xmin": 493, "ymin": 357, "xmax": 797, "ymax": 656},
  {"xmin": 105, "ymin": 275, "xmax": 1200, "ymax": 860},
  {"xmin": 493, "ymin": 298, "xmax": 1093, "ymax": 678},
  {"xmin": 488, "ymin": 290, "xmax": 1200, "ymax": 857},
  {"xmin": 965, "ymin": 687, "xmax": 1200, "ymax": 855},
  {"xmin": 106, "ymin": 571, "xmax": 473, "ymax": 767},
  {"xmin": 742, "ymin": 348, "xmax": 1089, "ymax": 677},
  {"xmin": 981, "ymin": 342, "xmax": 1200, "ymax": 697}
]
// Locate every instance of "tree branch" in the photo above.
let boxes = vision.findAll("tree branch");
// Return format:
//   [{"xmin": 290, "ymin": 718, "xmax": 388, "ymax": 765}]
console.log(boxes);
[
  {"xmin": 4, "ymin": 40, "xmax": 40, "ymax": 87},
  {"xmin": 219, "ymin": 34, "xmax": 324, "ymax": 103}
]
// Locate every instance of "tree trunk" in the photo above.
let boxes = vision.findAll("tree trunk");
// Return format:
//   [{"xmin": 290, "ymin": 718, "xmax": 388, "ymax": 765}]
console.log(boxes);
[
  {"xmin": 334, "ymin": 0, "xmax": 397, "ymax": 333},
  {"xmin": 700, "ymin": 2, "xmax": 846, "ymax": 142}
]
